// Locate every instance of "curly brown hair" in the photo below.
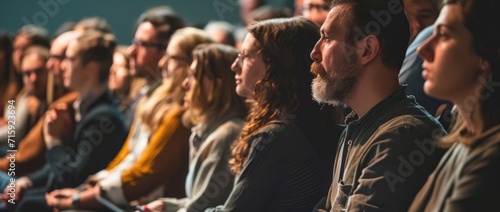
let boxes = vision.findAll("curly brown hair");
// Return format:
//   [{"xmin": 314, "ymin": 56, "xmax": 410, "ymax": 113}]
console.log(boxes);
[{"xmin": 230, "ymin": 17, "xmax": 320, "ymax": 174}]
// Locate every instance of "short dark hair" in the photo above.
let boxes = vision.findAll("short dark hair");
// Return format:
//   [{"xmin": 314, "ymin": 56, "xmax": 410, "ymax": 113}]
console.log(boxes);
[
  {"xmin": 136, "ymin": 6, "xmax": 186, "ymax": 48},
  {"xmin": 75, "ymin": 30, "xmax": 117, "ymax": 83},
  {"xmin": 16, "ymin": 24, "xmax": 51, "ymax": 48},
  {"xmin": 75, "ymin": 16, "xmax": 112, "ymax": 33},
  {"xmin": 331, "ymin": 0, "xmax": 410, "ymax": 70},
  {"xmin": 21, "ymin": 45, "xmax": 50, "ymax": 65}
]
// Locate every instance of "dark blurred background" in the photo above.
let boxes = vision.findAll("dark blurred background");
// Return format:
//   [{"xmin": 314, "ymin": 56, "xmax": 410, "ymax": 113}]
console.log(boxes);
[{"xmin": 0, "ymin": 0, "xmax": 293, "ymax": 45}]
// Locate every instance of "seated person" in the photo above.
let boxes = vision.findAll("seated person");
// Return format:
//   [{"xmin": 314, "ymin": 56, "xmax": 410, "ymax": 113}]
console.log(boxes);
[
  {"xmin": 141, "ymin": 43, "xmax": 247, "ymax": 211},
  {"xmin": 208, "ymin": 17, "xmax": 331, "ymax": 211},
  {"xmin": 0, "ymin": 45, "xmax": 50, "ymax": 155},
  {"xmin": 0, "ymin": 31, "xmax": 82, "ymax": 177},
  {"xmin": 11, "ymin": 30, "xmax": 128, "ymax": 212},
  {"xmin": 43, "ymin": 27, "xmax": 214, "ymax": 211}
]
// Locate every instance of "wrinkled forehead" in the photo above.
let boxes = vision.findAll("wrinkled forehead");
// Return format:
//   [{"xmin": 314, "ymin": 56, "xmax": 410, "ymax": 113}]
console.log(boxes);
[{"xmin": 321, "ymin": 5, "xmax": 351, "ymax": 34}]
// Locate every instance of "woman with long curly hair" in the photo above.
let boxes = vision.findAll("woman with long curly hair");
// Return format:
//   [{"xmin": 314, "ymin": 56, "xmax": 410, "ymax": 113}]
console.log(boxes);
[{"xmin": 208, "ymin": 17, "xmax": 338, "ymax": 211}]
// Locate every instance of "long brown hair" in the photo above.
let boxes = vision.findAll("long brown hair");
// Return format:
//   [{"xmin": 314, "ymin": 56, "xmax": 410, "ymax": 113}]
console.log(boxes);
[
  {"xmin": 184, "ymin": 43, "xmax": 246, "ymax": 126},
  {"xmin": 0, "ymin": 32, "xmax": 22, "ymax": 115},
  {"xmin": 230, "ymin": 17, "xmax": 320, "ymax": 174},
  {"xmin": 441, "ymin": 0, "xmax": 500, "ymax": 146}
]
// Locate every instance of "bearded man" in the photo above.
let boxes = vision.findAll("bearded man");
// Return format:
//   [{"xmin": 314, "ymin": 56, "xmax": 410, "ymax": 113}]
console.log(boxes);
[{"xmin": 310, "ymin": 0, "xmax": 446, "ymax": 211}]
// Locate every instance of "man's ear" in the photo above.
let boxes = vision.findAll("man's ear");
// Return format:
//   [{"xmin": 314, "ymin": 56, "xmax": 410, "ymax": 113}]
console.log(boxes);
[{"xmin": 358, "ymin": 35, "xmax": 379, "ymax": 65}]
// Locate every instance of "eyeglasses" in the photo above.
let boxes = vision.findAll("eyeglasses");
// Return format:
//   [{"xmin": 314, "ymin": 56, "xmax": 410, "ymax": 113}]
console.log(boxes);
[
  {"xmin": 131, "ymin": 39, "xmax": 167, "ymax": 49},
  {"xmin": 63, "ymin": 56, "xmax": 77, "ymax": 63},
  {"xmin": 49, "ymin": 54, "xmax": 65, "ymax": 61},
  {"xmin": 236, "ymin": 53, "xmax": 251, "ymax": 67},
  {"xmin": 21, "ymin": 68, "xmax": 46, "ymax": 77},
  {"xmin": 302, "ymin": 3, "xmax": 330, "ymax": 12},
  {"xmin": 164, "ymin": 54, "xmax": 188, "ymax": 63}
]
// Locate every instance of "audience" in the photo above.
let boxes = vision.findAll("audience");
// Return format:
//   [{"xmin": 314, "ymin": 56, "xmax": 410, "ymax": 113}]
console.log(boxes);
[
  {"xmin": 0, "ymin": 45, "xmax": 50, "ymax": 154},
  {"xmin": 14, "ymin": 30, "xmax": 128, "ymax": 212},
  {"xmin": 43, "ymin": 27, "xmax": 214, "ymax": 211},
  {"xmin": 310, "ymin": 0, "xmax": 446, "ymax": 211},
  {"xmin": 410, "ymin": 0, "xmax": 500, "ymax": 211},
  {"xmin": 0, "ymin": 31, "xmax": 82, "ymax": 177},
  {"xmin": 0, "ymin": 2, "xmax": 497, "ymax": 211}
]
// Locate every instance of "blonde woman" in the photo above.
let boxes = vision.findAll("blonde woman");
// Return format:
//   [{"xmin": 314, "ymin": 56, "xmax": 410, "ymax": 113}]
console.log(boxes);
[
  {"xmin": 141, "ymin": 43, "xmax": 246, "ymax": 212},
  {"xmin": 44, "ymin": 28, "xmax": 214, "ymax": 210}
]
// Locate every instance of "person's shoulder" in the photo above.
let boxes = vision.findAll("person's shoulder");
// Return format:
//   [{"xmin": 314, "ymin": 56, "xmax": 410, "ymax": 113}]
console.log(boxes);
[
  {"xmin": 469, "ymin": 126, "xmax": 500, "ymax": 160},
  {"xmin": 218, "ymin": 117, "xmax": 244, "ymax": 132},
  {"xmin": 377, "ymin": 114, "xmax": 444, "ymax": 138},
  {"xmin": 207, "ymin": 117, "xmax": 244, "ymax": 144},
  {"xmin": 81, "ymin": 101, "xmax": 126, "ymax": 132},
  {"xmin": 51, "ymin": 92, "xmax": 78, "ymax": 106}
]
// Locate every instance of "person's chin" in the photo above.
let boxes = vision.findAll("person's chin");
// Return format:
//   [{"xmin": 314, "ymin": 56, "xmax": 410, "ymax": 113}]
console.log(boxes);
[{"xmin": 312, "ymin": 80, "xmax": 341, "ymax": 106}]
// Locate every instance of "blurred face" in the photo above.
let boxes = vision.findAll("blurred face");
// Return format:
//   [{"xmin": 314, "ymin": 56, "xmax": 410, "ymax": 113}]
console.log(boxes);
[
  {"xmin": 310, "ymin": 5, "xmax": 361, "ymax": 106},
  {"xmin": 230, "ymin": 33, "xmax": 267, "ymax": 99},
  {"xmin": 109, "ymin": 53, "xmax": 131, "ymax": 93},
  {"xmin": 182, "ymin": 60, "xmax": 198, "ymax": 109},
  {"xmin": 295, "ymin": 0, "xmax": 304, "ymax": 15},
  {"xmin": 404, "ymin": 0, "xmax": 439, "ymax": 44},
  {"xmin": 302, "ymin": 0, "xmax": 330, "ymax": 27},
  {"xmin": 46, "ymin": 39, "xmax": 67, "ymax": 88},
  {"xmin": 12, "ymin": 34, "xmax": 32, "ymax": 72},
  {"xmin": 20, "ymin": 54, "xmax": 48, "ymax": 97},
  {"xmin": 418, "ymin": 4, "xmax": 485, "ymax": 104},
  {"xmin": 158, "ymin": 39, "xmax": 189, "ymax": 82},
  {"xmin": 182, "ymin": 59, "xmax": 211, "ymax": 109},
  {"xmin": 61, "ymin": 41, "xmax": 86, "ymax": 90},
  {"xmin": 127, "ymin": 22, "xmax": 165, "ymax": 78}
]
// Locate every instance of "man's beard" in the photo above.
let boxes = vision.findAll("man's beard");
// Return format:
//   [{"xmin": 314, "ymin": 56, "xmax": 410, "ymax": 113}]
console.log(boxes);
[{"xmin": 311, "ymin": 60, "xmax": 360, "ymax": 106}]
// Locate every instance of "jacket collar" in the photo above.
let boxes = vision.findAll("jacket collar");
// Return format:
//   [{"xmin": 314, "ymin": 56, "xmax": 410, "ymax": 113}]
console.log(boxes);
[{"xmin": 345, "ymin": 86, "xmax": 410, "ymax": 128}]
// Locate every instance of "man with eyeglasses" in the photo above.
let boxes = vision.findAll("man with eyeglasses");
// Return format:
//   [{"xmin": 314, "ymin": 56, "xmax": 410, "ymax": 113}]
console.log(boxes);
[
  {"xmin": 123, "ymin": 6, "xmax": 185, "ymax": 127},
  {"xmin": 0, "ymin": 31, "xmax": 83, "ymax": 178},
  {"xmin": 13, "ymin": 30, "xmax": 128, "ymax": 212},
  {"xmin": 302, "ymin": 0, "xmax": 332, "ymax": 26},
  {"xmin": 46, "ymin": 31, "xmax": 85, "ymax": 102}
]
